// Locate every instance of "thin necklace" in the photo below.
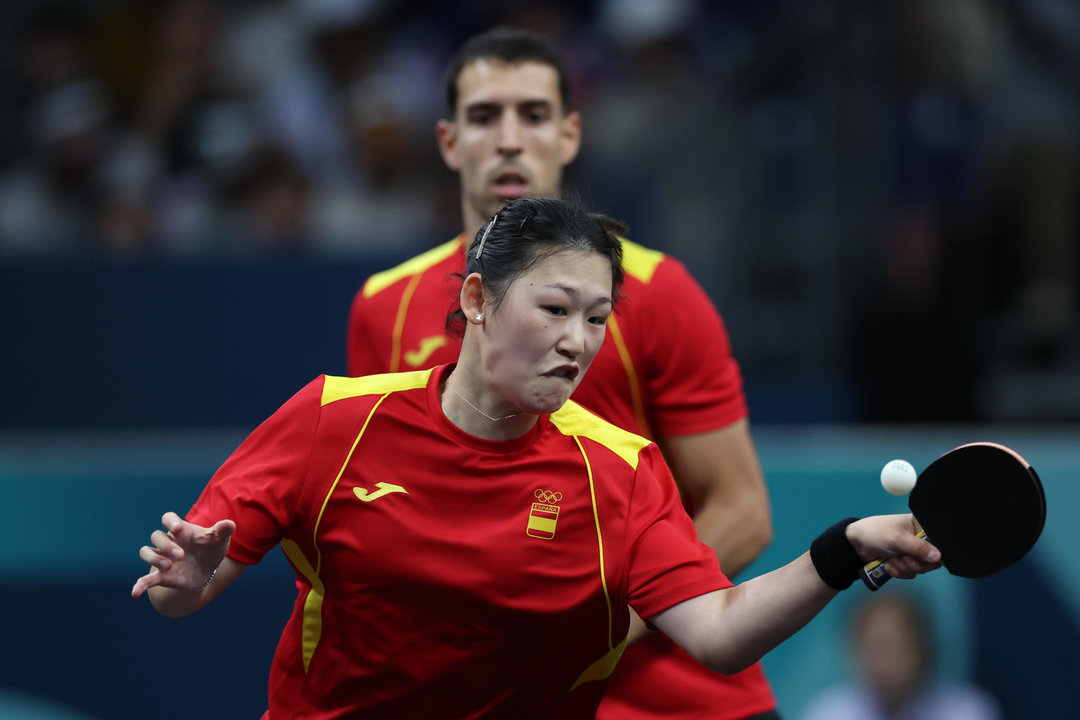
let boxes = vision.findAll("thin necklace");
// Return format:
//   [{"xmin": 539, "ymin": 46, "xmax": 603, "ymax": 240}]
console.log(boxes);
[{"xmin": 450, "ymin": 384, "xmax": 522, "ymax": 422}]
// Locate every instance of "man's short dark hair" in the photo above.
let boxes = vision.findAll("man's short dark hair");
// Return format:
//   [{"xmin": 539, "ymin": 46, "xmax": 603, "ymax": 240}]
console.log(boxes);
[{"xmin": 443, "ymin": 27, "xmax": 572, "ymax": 118}]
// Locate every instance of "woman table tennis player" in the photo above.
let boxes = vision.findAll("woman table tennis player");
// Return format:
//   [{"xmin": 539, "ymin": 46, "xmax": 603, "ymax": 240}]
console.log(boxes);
[{"xmin": 132, "ymin": 196, "xmax": 940, "ymax": 719}]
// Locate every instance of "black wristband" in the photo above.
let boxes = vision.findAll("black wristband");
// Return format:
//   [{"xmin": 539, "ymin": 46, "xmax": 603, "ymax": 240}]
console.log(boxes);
[{"xmin": 810, "ymin": 517, "xmax": 862, "ymax": 590}]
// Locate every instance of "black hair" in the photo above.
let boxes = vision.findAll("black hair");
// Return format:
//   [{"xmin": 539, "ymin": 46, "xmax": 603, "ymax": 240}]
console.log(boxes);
[
  {"xmin": 446, "ymin": 196, "xmax": 626, "ymax": 337},
  {"xmin": 442, "ymin": 26, "xmax": 572, "ymax": 118}
]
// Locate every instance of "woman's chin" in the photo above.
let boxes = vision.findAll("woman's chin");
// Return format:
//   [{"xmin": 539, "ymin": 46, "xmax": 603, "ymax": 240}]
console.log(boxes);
[{"xmin": 529, "ymin": 392, "xmax": 572, "ymax": 416}]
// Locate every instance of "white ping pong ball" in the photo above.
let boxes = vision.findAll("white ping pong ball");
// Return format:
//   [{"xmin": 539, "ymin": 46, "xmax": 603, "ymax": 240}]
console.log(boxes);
[{"xmin": 880, "ymin": 459, "xmax": 917, "ymax": 496}]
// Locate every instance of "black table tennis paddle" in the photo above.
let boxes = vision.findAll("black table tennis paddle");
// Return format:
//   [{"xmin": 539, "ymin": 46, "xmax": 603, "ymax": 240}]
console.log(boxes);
[{"xmin": 861, "ymin": 442, "xmax": 1046, "ymax": 591}]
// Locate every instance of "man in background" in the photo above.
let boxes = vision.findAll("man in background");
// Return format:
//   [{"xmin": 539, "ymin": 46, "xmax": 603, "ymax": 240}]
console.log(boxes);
[{"xmin": 347, "ymin": 27, "xmax": 778, "ymax": 720}]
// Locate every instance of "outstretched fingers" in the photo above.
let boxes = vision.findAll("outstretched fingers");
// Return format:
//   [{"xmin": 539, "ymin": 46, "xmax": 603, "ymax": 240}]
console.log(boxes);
[
  {"xmin": 149, "ymin": 527, "xmax": 185, "ymax": 560},
  {"xmin": 198, "ymin": 519, "xmax": 236, "ymax": 545},
  {"xmin": 131, "ymin": 562, "xmax": 162, "ymax": 598},
  {"xmin": 132, "ymin": 511, "xmax": 242, "ymax": 620},
  {"xmin": 132, "ymin": 526, "xmax": 181, "ymax": 598}
]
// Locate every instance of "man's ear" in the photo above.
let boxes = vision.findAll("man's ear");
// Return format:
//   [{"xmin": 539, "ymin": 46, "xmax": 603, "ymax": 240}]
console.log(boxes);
[
  {"xmin": 437, "ymin": 119, "xmax": 460, "ymax": 171},
  {"xmin": 460, "ymin": 272, "xmax": 486, "ymax": 322},
  {"xmin": 560, "ymin": 110, "xmax": 582, "ymax": 166}
]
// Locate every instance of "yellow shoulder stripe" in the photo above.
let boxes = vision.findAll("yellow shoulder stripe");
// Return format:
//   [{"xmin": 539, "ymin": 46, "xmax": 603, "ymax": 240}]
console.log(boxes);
[
  {"xmin": 362, "ymin": 237, "xmax": 464, "ymax": 298},
  {"xmin": 619, "ymin": 238, "xmax": 665, "ymax": 284},
  {"xmin": 550, "ymin": 401, "xmax": 650, "ymax": 470},
  {"xmin": 321, "ymin": 370, "xmax": 433, "ymax": 406}
]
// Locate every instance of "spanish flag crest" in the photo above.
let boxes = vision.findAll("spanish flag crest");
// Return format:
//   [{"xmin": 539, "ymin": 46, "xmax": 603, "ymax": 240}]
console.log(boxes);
[{"xmin": 527, "ymin": 489, "xmax": 562, "ymax": 540}]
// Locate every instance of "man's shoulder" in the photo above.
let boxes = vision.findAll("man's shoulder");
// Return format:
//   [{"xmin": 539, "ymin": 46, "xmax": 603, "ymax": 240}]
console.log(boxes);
[
  {"xmin": 360, "ymin": 237, "xmax": 464, "ymax": 299},
  {"xmin": 618, "ymin": 237, "xmax": 675, "ymax": 286}
]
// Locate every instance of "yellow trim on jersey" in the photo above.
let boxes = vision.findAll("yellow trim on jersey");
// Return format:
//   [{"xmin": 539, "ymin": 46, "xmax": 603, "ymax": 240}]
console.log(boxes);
[
  {"xmin": 569, "ymin": 637, "xmax": 629, "ymax": 692},
  {"xmin": 605, "ymin": 314, "xmax": 650, "ymax": 438},
  {"xmin": 390, "ymin": 273, "xmax": 425, "ymax": 372},
  {"xmin": 357, "ymin": 236, "xmax": 462, "ymax": 372},
  {"xmin": 281, "ymin": 539, "xmax": 325, "ymax": 672},
  {"xmin": 619, "ymin": 238, "xmax": 665, "ymax": 284},
  {"xmin": 578, "ymin": 435, "xmax": 613, "ymax": 646},
  {"xmin": 294, "ymin": 387, "xmax": 398, "ymax": 671},
  {"xmin": 566, "ymin": 431, "xmax": 626, "ymax": 692},
  {"xmin": 361, "ymin": 236, "xmax": 464, "ymax": 299},
  {"xmin": 321, "ymin": 370, "xmax": 433, "ymax": 406},
  {"xmin": 550, "ymin": 401, "xmax": 650, "ymax": 470}
]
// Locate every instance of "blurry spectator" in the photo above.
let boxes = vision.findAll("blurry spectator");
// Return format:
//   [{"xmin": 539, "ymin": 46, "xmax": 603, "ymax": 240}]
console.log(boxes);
[
  {"xmin": 257, "ymin": 0, "xmax": 386, "ymax": 181},
  {"xmin": 800, "ymin": 592, "xmax": 1002, "ymax": 720},
  {"xmin": 217, "ymin": 144, "xmax": 312, "ymax": 254},
  {"xmin": 95, "ymin": 0, "xmax": 264, "ymax": 255},
  {"xmin": 849, "ymin": 0, "xmax": 1080, "ymax": 423},
  {"xmin": 1, "ymin": 0, "xmax": 1076, "ymax": 426},
  {"xmin": 576, "ymin": 0, "xmax": 738, "ymax": 302},
  {"xmin": 971, "ymin": 0, "xmax": 1080, "ymax": 375},
  {"xmin": 852, "ymin": 0, "xmax": 1004, "ymax": 422},
  {"xmin": 0, "ymin": 6, "xmax": 110, "ymax": 256},
  {"xmin": 252, "ymin": 0, "xmax": 443, "ymax": 255},
  {"xmin": 303, "ymin": 64, "xmax": 443, "ymax": 255}
]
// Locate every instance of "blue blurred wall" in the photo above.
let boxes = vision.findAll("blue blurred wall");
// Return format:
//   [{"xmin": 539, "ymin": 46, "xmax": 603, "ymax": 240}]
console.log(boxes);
[
  {"xmin": 1, "ymin": 258, "xmax": 851, "ymax": 430},
  {"xmin": 2, "ymin": 257, "xmax": 391, "ymax": 431}
]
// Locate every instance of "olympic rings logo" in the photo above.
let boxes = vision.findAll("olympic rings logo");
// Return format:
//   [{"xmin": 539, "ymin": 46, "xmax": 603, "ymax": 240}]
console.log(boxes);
[{"xmin": 534, "ymin": 489, "xmax": 563, "ymax": 504}]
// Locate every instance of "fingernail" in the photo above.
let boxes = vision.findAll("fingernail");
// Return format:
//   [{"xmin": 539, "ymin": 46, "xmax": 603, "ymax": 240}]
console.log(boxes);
[
  {"xmin": 171, "ymin": 548, "xmax": 183, "ymax": 559},
  {"xmin": 927, "ymin": 549, "xmax": 941, "ymax": 562}
]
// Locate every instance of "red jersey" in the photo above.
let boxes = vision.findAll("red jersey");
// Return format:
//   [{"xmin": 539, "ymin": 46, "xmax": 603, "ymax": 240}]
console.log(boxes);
[
  {"xmin": 187, "ymin": 365, "xmax": 728, "ymax": 719},
  {"xmin": 347, "ymin": 237, "xmax": 776, "ymax": 719}
]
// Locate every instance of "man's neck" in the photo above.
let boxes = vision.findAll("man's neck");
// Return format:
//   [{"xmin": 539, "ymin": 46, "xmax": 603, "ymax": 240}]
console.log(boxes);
[
  {"xmin": 461, "ymin": 222, "xmax": 483, "ymax": 253},
  {"xmin": 461, "ymin": 200, "xmax": 484, "ymax": 253},
  {"xmin": 461, "ymin": 228, "xmax": 476, "ymax": 250}
]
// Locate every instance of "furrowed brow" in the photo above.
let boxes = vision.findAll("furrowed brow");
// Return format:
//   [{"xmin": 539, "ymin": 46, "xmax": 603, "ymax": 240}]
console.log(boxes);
[{"xmin": 546, "ymin": 284, "xmax": 612, "ymax": 306}]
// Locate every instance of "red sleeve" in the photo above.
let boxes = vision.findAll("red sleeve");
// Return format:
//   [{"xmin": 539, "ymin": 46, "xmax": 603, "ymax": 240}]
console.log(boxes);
[
  {"xmin": 626, "ymin": 444, "xmax": 731, "ymax": 618},
  {"xmin": 186, "ymin": 377, "xmax": 323, "ymax": 565},
  {"xmin": 637, "ymin": 257, "xmax": 747, "ymax": 436},
  {"xmin": 347, "ymin": 284, "xmax": 386, "ymax": 378}
]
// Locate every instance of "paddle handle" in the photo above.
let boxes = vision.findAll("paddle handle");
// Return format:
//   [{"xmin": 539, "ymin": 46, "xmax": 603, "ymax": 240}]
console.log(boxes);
[{"xmin": 860, "ymin": 519, "xmax": 926, "ymax": 591}]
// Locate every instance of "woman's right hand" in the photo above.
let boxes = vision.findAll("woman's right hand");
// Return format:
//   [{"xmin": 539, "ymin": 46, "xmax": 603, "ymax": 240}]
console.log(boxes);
[{"xmin": 131, "ymin": 511, "xmax": 235, "ymax": 599}]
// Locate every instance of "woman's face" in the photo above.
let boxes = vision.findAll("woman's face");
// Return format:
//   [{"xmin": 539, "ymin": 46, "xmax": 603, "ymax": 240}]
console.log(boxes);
[{"xmin": 482, "ymin": 248, "xmax": 613, "ymax": 415}]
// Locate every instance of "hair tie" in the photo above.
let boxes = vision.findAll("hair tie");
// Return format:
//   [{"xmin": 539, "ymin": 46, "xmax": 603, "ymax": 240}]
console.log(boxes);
[{"xmin": 476, "ymin": 214, "xmax": 498, "ymax": 260}]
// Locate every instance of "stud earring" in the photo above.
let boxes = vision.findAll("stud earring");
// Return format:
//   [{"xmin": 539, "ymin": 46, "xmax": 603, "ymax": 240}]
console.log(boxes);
[{"xmin": 475, "ymin": 313, "xmax": 483, "ymax": 322}]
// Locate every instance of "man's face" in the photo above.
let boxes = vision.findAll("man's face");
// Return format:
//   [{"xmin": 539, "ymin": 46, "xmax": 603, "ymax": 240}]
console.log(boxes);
[{"xmin": 437, "ymin": 59, "xmax": 581, "ymax": 239}]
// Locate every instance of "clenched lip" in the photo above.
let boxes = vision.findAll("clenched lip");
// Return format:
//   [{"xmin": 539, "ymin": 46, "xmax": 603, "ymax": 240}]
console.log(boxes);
[{"xmin": 545, "ymin": 364, "xmax": 580, "ymax": 381}]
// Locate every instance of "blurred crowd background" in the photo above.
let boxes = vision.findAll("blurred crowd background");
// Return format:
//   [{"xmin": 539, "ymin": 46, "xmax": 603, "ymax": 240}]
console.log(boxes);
[{"xmin": 2, "ymin": 0, "xmax": 1079, "ymax": 427}]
